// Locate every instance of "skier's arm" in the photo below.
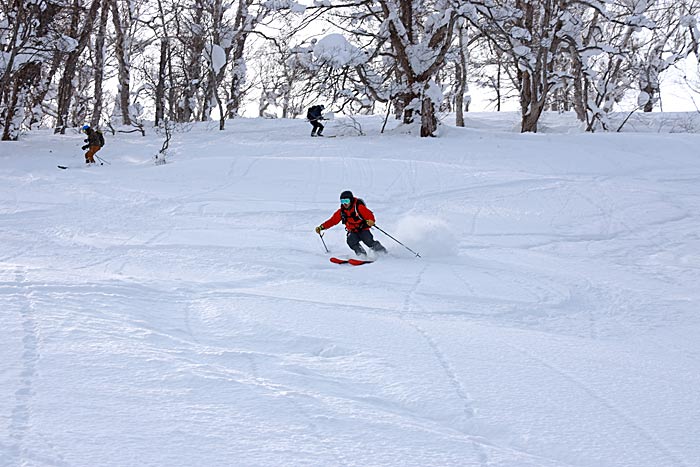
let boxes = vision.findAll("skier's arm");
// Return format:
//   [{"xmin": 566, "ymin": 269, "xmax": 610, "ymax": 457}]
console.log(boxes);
[
  {"xmin": 357, "ymin": 204, "xmax": 376, "ymax": 226},
  {"xmin": 320, "ymin": 210, "xmax": 342, "ymax": 230}
]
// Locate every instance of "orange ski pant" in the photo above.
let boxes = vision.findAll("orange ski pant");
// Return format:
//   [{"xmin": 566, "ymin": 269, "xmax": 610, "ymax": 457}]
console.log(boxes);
[{"xmin": 85, "ymin": 145, "xmax": 101, "ymax": 163}]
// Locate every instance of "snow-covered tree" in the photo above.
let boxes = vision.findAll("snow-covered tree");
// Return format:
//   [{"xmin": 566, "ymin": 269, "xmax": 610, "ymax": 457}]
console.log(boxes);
[
  {"xmin": 0, "ymin": 0, "xmax": 63, "ymax": 139},
  {"xmin": 451, "ymin": 18, "xmax": 472, "ymax": 127},
  {"xmin": 321, "ymin": 0, "xmax": 462, "ymax": 136},
  {"xmin": 634, "ymin": 0, "xmax": 700, "ymax": 112},
  {"xmin": 470, "ymin": 0, "xmax": 584, "ymax": 132},
  {"xmin": 559, "ymin": 0, "xmax": 700, "ymax": 130},
  {"xmin": 4, "ymin": 0, "xmax": 700, "ymax": 140},
  {"xmin": 54, "ymin": 0, "xmax": 103, "ymax": 134},
  {"xmin": 251, "ymin": 39, "xmax": 310, "ymax": 118}
]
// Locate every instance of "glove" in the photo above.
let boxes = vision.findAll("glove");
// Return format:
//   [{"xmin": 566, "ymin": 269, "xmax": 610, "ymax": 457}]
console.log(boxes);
[
  {"xmin": 81, "ymin": 144, "xmax": 89, "ymax": 150},
  {"xmin": 366, "ymin": 220, "xmax": 375, "ymax": 227},
  {"xmin": 315, "ymin": 225, "xmax": 324, "ymax": 234}
]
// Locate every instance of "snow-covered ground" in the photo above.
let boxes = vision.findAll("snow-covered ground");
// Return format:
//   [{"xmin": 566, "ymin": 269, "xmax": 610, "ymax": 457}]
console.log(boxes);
[{"xmin": 1, "ymin": 113, "xmax": 699, "ymax": 467}]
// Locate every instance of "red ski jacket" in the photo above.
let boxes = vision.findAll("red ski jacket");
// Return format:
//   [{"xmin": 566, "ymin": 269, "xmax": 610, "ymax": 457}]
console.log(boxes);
[{"xmin": 321, "ymin": 198, "xmax": 376, "ymax": 232}]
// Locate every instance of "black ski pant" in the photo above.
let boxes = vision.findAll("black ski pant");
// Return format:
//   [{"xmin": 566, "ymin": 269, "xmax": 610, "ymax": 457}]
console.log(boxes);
[
  {"xmin": 310, "ymin": 119, "xmax": 324, "ymax": 136},
  {"xmin": 347, "ymin": 229, "xmax": 386, "ymax": 255}
]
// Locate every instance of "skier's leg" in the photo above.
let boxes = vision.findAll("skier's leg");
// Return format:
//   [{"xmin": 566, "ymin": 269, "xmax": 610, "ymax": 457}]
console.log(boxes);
[
  {"xmin": 317, "ymin": 122, "xmax": 325, "ymax": 136},
  {"xmin": 346, "ymin": 231, "xmax": 367, "ymax": 256},
  {"xmin": 85, "ymin": 146, "xmax": 98, "ymax": 163},
  {"xmin": 359, "ymin": 229, "xmax": 387, "ymax": 253}
]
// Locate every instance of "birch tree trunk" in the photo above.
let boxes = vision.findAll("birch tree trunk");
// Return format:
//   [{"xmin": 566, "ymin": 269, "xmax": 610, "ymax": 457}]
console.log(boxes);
[
  {"xmin": 155, "ymin": 39, "xmax": 168, "ymax": 126},
  {"xmin": 91, "ymin": 0, "xmax": 111, "ymax": 127},
  {"xmin": 179, "ymin": 0, "xmax": 205, "ymax": 122},
  {"xmin": 455, "ymin": 21, "xmax": 469, "ymax": 128},
  {"xmin": 154, "ymin": 0, "xmax": 170, "ymax": 126},
  {"xmin": 226, "ymin": 0, "xmax": 255, "ymax": 120},
  {"xmin": 111, "ymin": 0, "xmax": 132, "ymax": 126}
]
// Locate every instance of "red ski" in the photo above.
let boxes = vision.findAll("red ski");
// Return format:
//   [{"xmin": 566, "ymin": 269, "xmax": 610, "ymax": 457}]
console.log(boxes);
[
  {"xmin": 330, "ymin": 257, "xmax": 374, "ymax": 266},
  {"xmin": 348, "ymin": 258, "xmax": 373, "ymax": 265}
]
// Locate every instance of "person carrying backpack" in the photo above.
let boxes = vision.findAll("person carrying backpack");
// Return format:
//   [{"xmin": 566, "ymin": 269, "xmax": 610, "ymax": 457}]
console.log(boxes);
[
  {"xmin": 315, "ymin": 190, "xmax": 387, "ymax": 256},
  {"xmin": 306, "ymin": 104, "xmax": 325, "ymax": 137},
  {"xmin": 81, "ymin": 125, "xmax": 105, "ymax": 164}
]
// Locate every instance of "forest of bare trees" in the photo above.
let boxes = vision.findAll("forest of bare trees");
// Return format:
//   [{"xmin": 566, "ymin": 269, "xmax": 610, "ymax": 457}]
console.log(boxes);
[{"xmin": 2, "ymin": 0, "xmax": 700, "ymax": 140}]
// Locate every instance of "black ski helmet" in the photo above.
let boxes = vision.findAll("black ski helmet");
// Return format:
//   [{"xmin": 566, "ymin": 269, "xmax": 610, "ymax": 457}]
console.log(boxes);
[{"xmin": 340, "ymin": 190, "xmax": 353, "ymax": 201}]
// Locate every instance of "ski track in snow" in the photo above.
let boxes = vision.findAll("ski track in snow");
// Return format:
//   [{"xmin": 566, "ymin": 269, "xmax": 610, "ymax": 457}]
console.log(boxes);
[
  {"xmin": 402, "ymin": 264, "xmax": 477, "ymax": 418},
  {"xmin": 1, "ymin": 267, "xmax": 69, "ymax": 467},
  {"xmin": 398, "ymin": 262, "xmax": 491, "ymax": 466},
  {"xmin": 502, "ymin": 338, "xmax": 692, "ymax": 467}
]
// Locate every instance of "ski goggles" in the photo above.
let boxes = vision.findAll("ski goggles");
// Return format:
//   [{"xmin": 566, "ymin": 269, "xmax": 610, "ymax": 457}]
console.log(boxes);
[{"xmin": 340, "ymin": 198, "xmax": 351, "ymax": 205}]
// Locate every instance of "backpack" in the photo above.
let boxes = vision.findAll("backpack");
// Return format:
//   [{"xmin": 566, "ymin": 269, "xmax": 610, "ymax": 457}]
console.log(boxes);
[
  {"xmin": 340, "ymin": 198, "xmax": 367, "ymax": 226},
  {"xmin": 307, "ymin": 105, "xmax": 321, "ymax": 120},
  {"xmin": 96, "ymin": 130, "xmax": 105, "ymax": 147}
]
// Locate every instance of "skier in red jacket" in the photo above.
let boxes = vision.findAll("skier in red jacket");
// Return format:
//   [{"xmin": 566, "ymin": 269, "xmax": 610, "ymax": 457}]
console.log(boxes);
[{"xmin": 315, "ymin": 190, "xmax": 387, "ymax": 256}]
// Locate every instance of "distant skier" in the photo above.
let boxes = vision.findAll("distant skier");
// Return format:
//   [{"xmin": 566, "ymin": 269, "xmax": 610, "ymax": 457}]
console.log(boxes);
[
  {"xmin": 81, "ymin": 125, "xmax": 105, "ymax": 164},
  {"xmin": 315, "ymin": 190, "xmax": 387, "ymax": 257},
  {"xmin": 307, "ymin": 104, "xmax": 325, "ymax": 137}
]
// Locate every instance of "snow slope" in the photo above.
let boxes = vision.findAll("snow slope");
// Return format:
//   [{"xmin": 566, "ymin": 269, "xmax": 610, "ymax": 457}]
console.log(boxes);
[{"xmin": 1, "ymin": 114, "xmax": 699, "ymax": 467}]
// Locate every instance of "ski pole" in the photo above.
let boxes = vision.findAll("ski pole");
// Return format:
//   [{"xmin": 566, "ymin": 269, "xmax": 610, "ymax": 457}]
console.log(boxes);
[
  {"xmin": 95, "ymin": 154, "xmax": 111, "ymax": 165},
  {"xmin": 373, "ymin": 225, "xmax": 421, "ymax": 258},
  {"xmin": 318, "ymin": 231, "xmax": 329, "ymax": 253}
]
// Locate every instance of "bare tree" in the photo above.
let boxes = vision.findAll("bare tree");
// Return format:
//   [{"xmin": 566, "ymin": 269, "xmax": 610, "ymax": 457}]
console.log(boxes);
[
  {"xmin": 110, "ymin": 0, "xmax": 134, "ymax": 125},
  {"xmin": 635, "ymin": 0, "xmax": 700, "ymax": 112},
  {"xmin": 91, "ymin": 0, "xmax": 111, "ymax": 127},
  {"xmin": 453, "ymin": 19, "xmax": 473, "ymax": 127},
  {"xmin": 54, "ymin": 0, "xmax": 102, "ymax": 134}
]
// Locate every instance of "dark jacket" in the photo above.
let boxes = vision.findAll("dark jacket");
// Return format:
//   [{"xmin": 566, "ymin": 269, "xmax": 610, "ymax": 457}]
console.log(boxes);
[{"xmin": 85, "ymin": 128, "xmax": 104, "ymax": 147}]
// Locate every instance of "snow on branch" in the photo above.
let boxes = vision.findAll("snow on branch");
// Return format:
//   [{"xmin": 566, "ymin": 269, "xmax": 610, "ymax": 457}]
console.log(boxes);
[{"xmin": 313, "ymin": 34, "xmax": 367, "ymax": 68}]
